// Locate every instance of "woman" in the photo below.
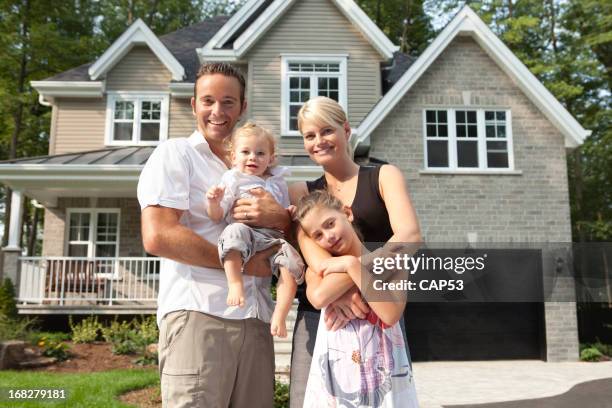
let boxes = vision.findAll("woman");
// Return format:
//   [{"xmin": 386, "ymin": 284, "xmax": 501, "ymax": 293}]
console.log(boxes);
[{"xmin": 288, "ymin": 96, "xmax": 422, "ymax": 407}]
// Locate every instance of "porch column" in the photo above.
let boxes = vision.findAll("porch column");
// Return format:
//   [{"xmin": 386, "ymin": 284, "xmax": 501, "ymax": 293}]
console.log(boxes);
[{"xmin": 2, "ymin": 190, "xmax": 24, "ymax": 285}]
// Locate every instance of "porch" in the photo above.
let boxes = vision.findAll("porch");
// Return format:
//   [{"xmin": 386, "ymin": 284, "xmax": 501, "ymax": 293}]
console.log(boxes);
[{"xmin": 16, "ymin": 256, "xmax": 159, "ymax": 314}]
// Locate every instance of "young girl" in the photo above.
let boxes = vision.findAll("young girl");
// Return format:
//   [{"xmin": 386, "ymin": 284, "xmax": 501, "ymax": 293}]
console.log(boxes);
[
  {"xmin": 296, "ymin": 190, "xmax": 419, "ymax": 407},
  {"xmin": 207, "ymin": 122, "xmax": 304, "ymax": 337}
]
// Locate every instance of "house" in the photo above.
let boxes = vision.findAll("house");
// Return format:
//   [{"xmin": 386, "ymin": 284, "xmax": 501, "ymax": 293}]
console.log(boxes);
[{"xmin": 0, "ymin": 0, "xmax": 589, "ymax": 363}]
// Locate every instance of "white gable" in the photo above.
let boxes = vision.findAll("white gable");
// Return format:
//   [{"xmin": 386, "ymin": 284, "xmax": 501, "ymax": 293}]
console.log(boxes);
[
  {"xmin": 197, "ymin": 0, "xmax": 399, "ymax": 61},
  {"xmin": 89, "ymin": 19, "xmax": 184, "ymax": 81},
  {"xmin": 355, "ymin": 6, "xmax": 590, "ymax": 149}
]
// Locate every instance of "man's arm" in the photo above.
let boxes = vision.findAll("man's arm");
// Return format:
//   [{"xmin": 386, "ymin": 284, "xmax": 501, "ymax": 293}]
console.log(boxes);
[
  {"xmin": 142, "ymin": 205, "xmax": 275, "ymax": 276},
  {"xmin": 142, "ymin": 205, "xmax": 221, "ymax": 268}
]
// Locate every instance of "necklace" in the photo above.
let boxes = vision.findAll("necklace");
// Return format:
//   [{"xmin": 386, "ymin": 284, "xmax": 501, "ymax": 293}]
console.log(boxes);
[{"xmin": 326, "ymin": 174, "xmax": 355, "ymax": 192}]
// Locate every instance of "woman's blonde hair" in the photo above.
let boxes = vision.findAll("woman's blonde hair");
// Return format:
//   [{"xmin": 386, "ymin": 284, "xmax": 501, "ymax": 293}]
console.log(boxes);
[
  {"xmin": 297, "ymin": 97, "xmax": 353, "ymax": 157},
  {"xmin": 297, "ymin": 96, "xmax": 346, "ymax": 133},
  {"xmin": 228, "ymin": 121, "xmax": 277, "ymax": 166}
]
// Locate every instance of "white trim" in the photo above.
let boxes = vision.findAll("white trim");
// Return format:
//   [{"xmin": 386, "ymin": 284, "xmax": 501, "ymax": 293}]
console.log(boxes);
[
  {"xmin": 233, "ymin": 0, "xmax": 297, "ymax": 55},
  {"xmin": 198, "ymin": 0, "xmax": 397, "ymax": 61},
  {"xmin": 8, "ymin": 190, "xmax": 24, "ymax": 250},
  {"xmin": 169, "ymin": 83, "xmax": 194, "ymax": 98},
  {"xmin": 202, "ymin": 0, "xmax": 266, "ymax": 50},
  {"xmin": 280, "ymin": 55, "xmax": 348, "ymax": 137},
  {"xmin": 330, "ymin": 0, "xmax": 398, "ymax": 58},
  {"xmin": 355, "ymin": 5, "xmax": 590, "ymax": 149},
  {"xmin": 65, "ymin": 208, "xmax": 120, "ymax": 259},
  {"xmin": 199, "ymin": 0, "xmax": 296, "ymax": 61},
  {"xmin": 419, "ymin": 169, "xmax": 522, "ymax": 175},
  {"xmin": 30, "ymin": 81, "xmax": 105, "ymax": 98},
  {"xmin": 104, "ymin": 92, "xmax": 169, "ymax": 146},
  {"xmin": 88, "ymin": 19, "xmax": 184, "ymax": 81},
  {"xmin": 422, "ymin": 107, "xmax": 515, "ymax": 171},
  {"xmin": 0, "ymin": 162, "xmax": 323, "ymax": 186}
]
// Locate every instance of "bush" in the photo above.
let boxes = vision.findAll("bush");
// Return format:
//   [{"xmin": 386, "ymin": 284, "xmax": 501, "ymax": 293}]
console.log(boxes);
[
  {"xmin": 580, "ymin": 346, "xmax": 604, "ymax": 362},
  {"xmin": 133, "ymin": 315, "xmax": 158, "ymax": 346},
  {"xmin": 101, "ymin": 319, "xmax": 138, "ymax": 355},
  {"xmin": 37, "ymin": 336, "xmax": 71, "ymax": 361},
  {"xmin": 132, "ymin": 315, "xmax": 159, "ymax": 366},
  {"xmin": 100, "ymin": 316, "xmax": 159, "ymax": 364},
  {"xmin": 591, "ymin": 340, "xmax": 612, "ymax": 357},
  {"xmin": 274, "ymin": 380, "xmax": 289, "ymax": 408},
  {"xmin": 70, "ymin": 315, "xmax": 102, "ymax": 343},
  {"xmin": 0, "ymin": 278, "xmax": 17, "ymax": 319},
  {"xmin": 29, "ymin": 331, "xmax": 71, "ymax": 345},
  {"xmin": 0, "ymin": 314, "xmax": 38, "ymax": 342}
]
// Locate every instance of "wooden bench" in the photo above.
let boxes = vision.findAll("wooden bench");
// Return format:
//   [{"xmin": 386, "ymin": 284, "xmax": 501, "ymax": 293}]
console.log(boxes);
[{"xmin": 45, "ymin": 259, "xmax": 106, "ymax": 295}]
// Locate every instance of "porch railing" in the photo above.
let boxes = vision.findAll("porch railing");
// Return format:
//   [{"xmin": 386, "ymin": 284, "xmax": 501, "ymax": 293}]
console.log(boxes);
[{"xmin": 18, "ymin": 257, "xmax": 159, "ymax": 306}]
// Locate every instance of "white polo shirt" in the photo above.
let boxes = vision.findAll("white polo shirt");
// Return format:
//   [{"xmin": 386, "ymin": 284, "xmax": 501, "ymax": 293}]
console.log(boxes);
[{"xmin": 137, "ymin": 131, "xmax": 274, "ymax": 325}]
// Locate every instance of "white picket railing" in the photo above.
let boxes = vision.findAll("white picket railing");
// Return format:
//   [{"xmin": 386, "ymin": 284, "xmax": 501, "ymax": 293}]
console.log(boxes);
[{"xmin": 18, "ymin": 257, "xmax": 160, "ymax": 306}]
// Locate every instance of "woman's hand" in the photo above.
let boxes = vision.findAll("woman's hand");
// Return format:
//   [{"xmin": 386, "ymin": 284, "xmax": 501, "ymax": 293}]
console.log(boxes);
[
  {"xmin": 319, "ymin": 255, "xmax": 359, "ymax": 276},
  {"xmin": 323, "ymin": 286, "xmax": 370, "ymax": 331},
  {"xmin": 231, "ymin": 188, "xmax": 290, "ymax": 231},
  {"xmin": 323, "ymin": 306, "xmax": 350, "ymax": 331}
]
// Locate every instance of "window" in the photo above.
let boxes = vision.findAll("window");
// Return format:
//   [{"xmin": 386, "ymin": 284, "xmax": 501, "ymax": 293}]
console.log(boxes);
[
  {"xmin": 105, "ymin": 93, "xmax": 169, "ymax": 145},
  {"xmin": 424, "ymin": 109, "xmax": 513, "ymax": 170},
  {"xmin": 66, "ymin": 209, "xmax": 120, "ymax": 258},
  {"xmin": 281, "ymin": 55, "xmax": 348, "ymax": 136}
]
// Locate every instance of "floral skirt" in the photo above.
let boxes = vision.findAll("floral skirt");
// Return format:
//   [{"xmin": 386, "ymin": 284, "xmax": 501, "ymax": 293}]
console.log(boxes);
[{"xmin": 303, "ymin": 308, "xmax": 419, "ymax": 408}]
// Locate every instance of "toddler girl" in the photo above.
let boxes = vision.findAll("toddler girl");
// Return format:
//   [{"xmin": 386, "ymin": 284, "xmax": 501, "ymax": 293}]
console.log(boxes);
[
  {"xmin": 207, "ymin": 122, "xmax": 304, "ymax": 337},
  {"xmin": 296, "ymin": 190, "xmax": 419, "ymax": 407}
]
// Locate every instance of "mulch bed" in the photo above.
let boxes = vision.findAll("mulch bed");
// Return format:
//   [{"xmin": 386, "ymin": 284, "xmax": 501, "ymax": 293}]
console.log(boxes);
[{"xmin": 32, "ymin": 342, "xmax": 142, "ymax": 373}]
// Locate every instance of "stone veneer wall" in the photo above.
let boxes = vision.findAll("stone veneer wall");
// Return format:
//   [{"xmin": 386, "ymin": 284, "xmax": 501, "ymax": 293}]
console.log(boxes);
[{"xmin": 369, "ymin": 36, "xmax": 578, "ymax": 361}]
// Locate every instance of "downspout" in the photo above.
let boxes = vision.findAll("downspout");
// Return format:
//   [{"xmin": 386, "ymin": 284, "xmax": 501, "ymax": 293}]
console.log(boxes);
[{"xmin": 38, "ymin": 94, "xmax": 51, "ymax": 107}]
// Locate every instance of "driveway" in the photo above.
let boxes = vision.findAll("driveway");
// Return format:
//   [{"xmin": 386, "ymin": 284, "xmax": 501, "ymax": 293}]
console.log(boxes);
[{"xmin": 413, "ymin": 360, "xmax": 612, "ymax": 408}]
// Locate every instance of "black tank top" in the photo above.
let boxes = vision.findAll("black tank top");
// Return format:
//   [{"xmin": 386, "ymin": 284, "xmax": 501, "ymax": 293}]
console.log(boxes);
[{"xmin": 297, "ymin": 165, "xmax": 394, "ymax": 312}]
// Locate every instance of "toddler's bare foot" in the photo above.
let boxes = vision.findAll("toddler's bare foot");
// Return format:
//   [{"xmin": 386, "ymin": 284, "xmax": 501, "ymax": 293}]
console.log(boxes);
[
  {"xmin": 270, "ymin": 312, "xmax": 287, "ymax": 337},
  {"xmin": 227, "ymin": 282, "xmax": 245, "ymax": 307}
]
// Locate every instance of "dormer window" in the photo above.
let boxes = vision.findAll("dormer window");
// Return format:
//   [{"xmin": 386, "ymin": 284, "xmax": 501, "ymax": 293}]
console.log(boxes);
[
  {"xmin": 281, "ymin": 54, "xmax": 348, "ymax": 137},
  {"xmin": 105, "ymin": 92, "xmax": 169, "ymax": 145}
]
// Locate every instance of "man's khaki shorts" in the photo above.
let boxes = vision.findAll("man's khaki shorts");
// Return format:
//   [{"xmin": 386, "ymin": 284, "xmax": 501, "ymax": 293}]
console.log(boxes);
[{"xmin": 158, "ymin": 310, "xmax": 275, "ymax": 408}]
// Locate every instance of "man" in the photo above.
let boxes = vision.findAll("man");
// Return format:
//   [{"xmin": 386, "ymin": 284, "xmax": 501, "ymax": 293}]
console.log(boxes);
[{"xmin": 137, "ymin": 62, "xmax": 290, "ymax": 407}]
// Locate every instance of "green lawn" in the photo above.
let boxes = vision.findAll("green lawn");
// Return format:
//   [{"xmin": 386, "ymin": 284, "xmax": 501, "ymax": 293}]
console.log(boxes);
[{"xmin": 0, "ymin": 369, "xmax": 158, "ymax": 407}]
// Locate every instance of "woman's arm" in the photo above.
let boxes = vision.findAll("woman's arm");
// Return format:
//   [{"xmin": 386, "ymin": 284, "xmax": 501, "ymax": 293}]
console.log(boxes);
[
  {"xmin": 339, "ymin": 165, "xmax": 418, "ymax": 325},
  {"xmin": 359, "ymin": 164, "xmax": 423, "ymax": 274},
  {"xmin": 379, "ymin": 164, "xmax": 422, "ymax": 243}
]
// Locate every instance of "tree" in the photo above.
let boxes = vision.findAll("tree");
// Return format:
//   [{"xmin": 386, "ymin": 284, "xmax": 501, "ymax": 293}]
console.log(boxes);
[
  {"xmin": 0, "ymin": 0, "xmax": 102, "ymax": 247},
  {"xmin": 356, "ymin": 0, "xmax": 434, "ymax": 56},
  {"xmin": 97, "ymin": 0, "xmax": 245, "ymax": 41}
]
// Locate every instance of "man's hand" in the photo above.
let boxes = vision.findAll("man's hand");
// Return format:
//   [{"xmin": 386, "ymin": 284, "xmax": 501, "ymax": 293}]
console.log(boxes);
[
  {"xmin": 324, "ymin": 286, "xmax": 370, "ymax": 331},
  {"xmin": 243, "ymin": 244, "xmax": 280, "ymax": 277},
  {"xmin": 232, "ymin": 188, "xmax": 290, "ymax": 231}
]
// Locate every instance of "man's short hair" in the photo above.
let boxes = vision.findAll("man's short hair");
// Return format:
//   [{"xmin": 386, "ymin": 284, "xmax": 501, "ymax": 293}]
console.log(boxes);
[{"xmin": 194, "ymin": 62, "xmax": 246, "ymax": 104}]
